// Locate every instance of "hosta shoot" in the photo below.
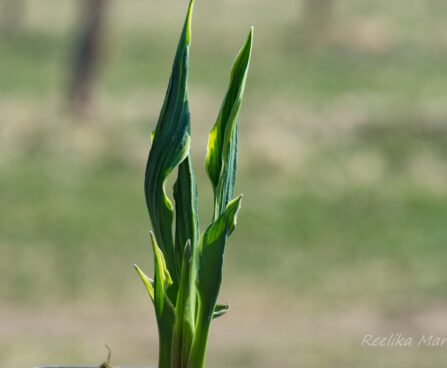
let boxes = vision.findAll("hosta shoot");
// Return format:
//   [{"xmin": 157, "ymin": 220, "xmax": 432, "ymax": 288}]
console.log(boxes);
[{"xmin": 134, "ymin": 1, "xmax": 253, "ymax": 367}]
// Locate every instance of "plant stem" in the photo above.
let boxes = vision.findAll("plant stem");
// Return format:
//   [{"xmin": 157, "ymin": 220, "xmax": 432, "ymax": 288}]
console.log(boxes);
[
  {"xmin": 158, "ymin": 316, "xmax": 175, "ymax": 368},
  {"xmin": 188, "ymin": 305, "xmax": 212, "ymax": 368}
]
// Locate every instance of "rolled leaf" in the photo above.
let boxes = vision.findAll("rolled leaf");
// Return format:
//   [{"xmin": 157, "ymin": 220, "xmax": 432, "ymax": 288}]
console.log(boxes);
[
  {"xmin": 174, "ymin": 156, "xmax": 199, "ymax": 274},
  {"xmin": 173, "ymin": 156, "xmax": 199, "ymax": 365},
  {"xmin": 206, "ymin": 29, "xmax": 253, "ymax": 219},
  {"xmin": 172, "ymin": 241, "xmax": 194, "ymax": 367},
  {"xmin": 151, "ymin": 232, "xmax": 173, "ymax": 316},
  {"xmin": 144, "ymin": 0, "xmax": 195, "ymax": 283}
]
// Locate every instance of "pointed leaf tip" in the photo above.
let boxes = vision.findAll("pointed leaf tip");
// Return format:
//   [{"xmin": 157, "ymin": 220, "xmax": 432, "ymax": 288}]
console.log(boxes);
[
  {"xmin": 184, "ymin": 239, "xmax": 192, "ymax": 255},
  {"xmin": 185, "ymin": 0, "xmax": 195, "ymax": 45},
  {"xmin": 134, "ymin": 264, "xmax": 155, "ymax": 302},
  {"xmin": 248, "ymin": 27, "xmax": 254, "ymax": 43},
  {"xmin": 226, "ymin": 195, "xmax": 243, "ymax": 233},
  {"xmin": 150, "ymin": 231, "xmax": 173, "ymax": 287},
  {"xmin": 213, "ymin": 303, "xmax": 230, "ymax": 319}
]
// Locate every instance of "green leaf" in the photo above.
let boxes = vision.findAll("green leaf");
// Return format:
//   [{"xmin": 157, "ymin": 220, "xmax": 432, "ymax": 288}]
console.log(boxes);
[
  {"xmin": 133, "ymin": 233, "xmax": 174, "ymax": 311},
  {"xmin": 134, "ymin": 233, "xmax": 176, "ymax": 367},
  {"xmin": 151, "ymin": 232, "xmax": 176, "ymax": 368},
  {"xmin": 172, "ymin": 241, "xmax": 194, "ymax": 367},
  {"xmin": 206, "ymin": 28, "xmax": 253, "ymax": 219},
  {"xmin": 134, "ymin": 264, "xmax": 155, "ymax": 302},
  {"xmin": 213, "ymin": 303, "xmax": 230, "ymax": 319},
  {"xmin": 144, "ymin": 0, "xmax": 195, "ymax": 283},
  {"xmin": 151, "ymin": 232, "xmax": 173, "ymax": 316},
  {"xmin": 197, "ymin": 195, "xmax": 242, "ymax": 321},
  {"xmin": 174, "ymin": 156, "xmax": 199, "ymax": 274},
  {"xmin": 173, "ymin": 156, "xmax": 200, "ymax": 366},
  {"xmin": 188, "ymin": 196, "xmax": 243, "ymax": 368}
]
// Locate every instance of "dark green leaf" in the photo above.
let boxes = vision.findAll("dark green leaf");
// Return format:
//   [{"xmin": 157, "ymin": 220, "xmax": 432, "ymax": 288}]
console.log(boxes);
[
  {"xmin": 144, "ymin": 0, "xmax": 195, "ymax": 283},
  {"xmin": 213, "ymin": 303, "xmax": 230, "ymax": 319},
  {"xmin": 174, "ymin": 156, "xmax": 199, "ymax": 274}
]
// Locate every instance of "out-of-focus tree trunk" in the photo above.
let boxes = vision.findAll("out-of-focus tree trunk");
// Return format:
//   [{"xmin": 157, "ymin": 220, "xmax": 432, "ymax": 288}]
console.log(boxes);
[
  {"xmin": 1, "ymin": 0, "xmax": 25, "ymax": 35},
  {"xmin": 302, "ymin": 0, "xmax": 336, "ymax": 45},
  {"xmin": 69, "ymin": 0, "xmax": 107, "ymax": 115}
]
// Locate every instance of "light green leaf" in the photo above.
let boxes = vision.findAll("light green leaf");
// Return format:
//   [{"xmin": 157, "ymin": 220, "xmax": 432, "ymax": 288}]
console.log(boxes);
[
  {"xmin": 151, "ymin": 232, "xmax": 173, "ymax": 317},
  {"xmin": 134, "ymin": 264, "xmax": 155, "ymax": 302},
  {"xmin": 206, "ymin": 28, "xmax": 253, "ymax": 219},
  {"xmin": 150, "ymin": 232, "xmax": 176, "ymax": 367}
]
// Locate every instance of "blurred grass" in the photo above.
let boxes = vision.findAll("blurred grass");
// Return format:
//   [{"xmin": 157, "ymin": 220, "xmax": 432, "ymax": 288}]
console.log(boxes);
[{"xmin": 1, "ymin": 0, "xmax": 447, "ymax": 367}]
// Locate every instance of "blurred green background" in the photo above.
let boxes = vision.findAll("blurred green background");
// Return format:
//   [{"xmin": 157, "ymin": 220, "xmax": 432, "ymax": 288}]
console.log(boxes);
[{"xmin": 1, "ymin": 0, "xmax": 447, "ymax": 367}]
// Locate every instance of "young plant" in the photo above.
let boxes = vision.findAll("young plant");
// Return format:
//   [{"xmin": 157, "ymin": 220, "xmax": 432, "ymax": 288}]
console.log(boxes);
[{"xmin": 134, "ymin": 1, "xmax": 253, "ymax": 367}]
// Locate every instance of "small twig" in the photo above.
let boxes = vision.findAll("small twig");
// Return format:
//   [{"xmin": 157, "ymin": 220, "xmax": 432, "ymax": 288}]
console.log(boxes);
[{"xmin": 99, "ymin": 345, "xmax": 112, "ymax": 368}]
